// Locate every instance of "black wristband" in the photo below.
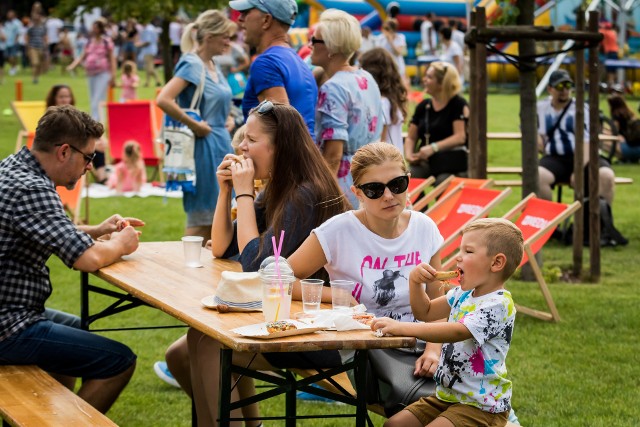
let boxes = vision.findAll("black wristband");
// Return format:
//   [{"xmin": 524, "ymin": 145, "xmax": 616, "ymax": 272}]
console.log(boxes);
[{"xmin": 235, "ymin": 193, "xmax": 255, "ymax": 201}]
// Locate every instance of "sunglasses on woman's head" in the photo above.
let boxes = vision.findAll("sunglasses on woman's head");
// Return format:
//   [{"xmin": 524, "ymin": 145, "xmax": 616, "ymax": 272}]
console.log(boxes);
[
  {"xmin": 251, "ymin": 100, "xmax": 274, "ymax": 115},
  {"xmin": 357, "ymin": 175, "xmax": 409, "ymax": 199},
  {"xmin": 553, "ymin": 82, "xmax": 572, "ymax": 91}
]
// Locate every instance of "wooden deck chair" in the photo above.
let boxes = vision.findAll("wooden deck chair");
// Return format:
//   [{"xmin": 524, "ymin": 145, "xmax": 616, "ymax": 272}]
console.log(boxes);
[
  {"xmin": 415, "ymin": 177, "xmax": 494, "ymax": 222},
  {"xmin": 106, "ymin": 101, "xmax": 161, "ymax": 180},
  {"xmin": 499, "ymin": 193, "xmax": 581, "ymax": 322},
  {"xmin": 11, "ymin": 101, "xmax": 46, "ymax": 152},
  {"xmin": 437, "ymin": 186, "xmax": 512, "ymax": 265},
  {"xmin": 408, "ymin": 177, "xmax": 435, "ymax": 205},
  {"xmin": 56, "ymin": 176, "xmax": 86, "ymax": 225}
]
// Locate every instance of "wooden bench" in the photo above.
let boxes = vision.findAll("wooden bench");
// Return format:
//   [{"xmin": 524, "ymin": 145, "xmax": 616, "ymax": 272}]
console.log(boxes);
[
  {"xmin": 291, "ymin": 369, "xmax": 521, "ymax": 426},
  {"xmin": 0, "ymin": 365, "xmax": 117, "ymax": 427},
  {"xmin": 494, "ymin": 176, "xmax": 633, "ymax": 187}
]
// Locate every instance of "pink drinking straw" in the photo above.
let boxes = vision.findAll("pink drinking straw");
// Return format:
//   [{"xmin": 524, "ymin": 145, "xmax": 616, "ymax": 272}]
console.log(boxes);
[{"xmin": 271, "ymin": 230, "xmax": 286, "ymax": 318}]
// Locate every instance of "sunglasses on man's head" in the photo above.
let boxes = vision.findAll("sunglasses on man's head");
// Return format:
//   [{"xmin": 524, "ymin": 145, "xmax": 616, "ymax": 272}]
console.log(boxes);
[
  {"xmin": 357, "ymin": 175, "xmax": 409, "ymax": 200},
  {"xmin": 553, "ymin": 82, "xmax": 573, "ymax": 91}
]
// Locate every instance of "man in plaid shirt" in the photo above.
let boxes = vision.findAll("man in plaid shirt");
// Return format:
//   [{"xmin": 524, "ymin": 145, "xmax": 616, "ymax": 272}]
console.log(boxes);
[{"xmin": 0, "ymin": 106, "xmax": 144, "ymax": 414}]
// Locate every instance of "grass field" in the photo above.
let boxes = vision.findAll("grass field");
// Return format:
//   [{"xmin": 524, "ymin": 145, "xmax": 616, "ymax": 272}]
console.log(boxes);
[{"xmin": 1, "ymin": 68, "xmax": 639, "ymax": 427}]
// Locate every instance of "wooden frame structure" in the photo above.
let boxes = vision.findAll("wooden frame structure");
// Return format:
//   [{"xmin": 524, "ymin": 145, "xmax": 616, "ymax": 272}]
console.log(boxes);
[{"xmin": 465, "ymin": 7, "xmax": 604, "ymax": 282}]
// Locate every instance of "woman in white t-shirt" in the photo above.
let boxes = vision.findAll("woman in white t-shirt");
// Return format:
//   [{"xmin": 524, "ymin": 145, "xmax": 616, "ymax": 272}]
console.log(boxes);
[
  {"xmin": 359, "ymin": 48, "xmax": 408, "ymax": 154},
  {"xmin": 288, "ymin": 142, "xmax": 445, "ymax": 374}
]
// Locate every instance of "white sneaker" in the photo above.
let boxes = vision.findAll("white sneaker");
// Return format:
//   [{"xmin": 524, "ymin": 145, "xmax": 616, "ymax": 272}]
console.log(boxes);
[{"xmin": 153, "ymin": 361, "xmax": 180, "ymax": 388}]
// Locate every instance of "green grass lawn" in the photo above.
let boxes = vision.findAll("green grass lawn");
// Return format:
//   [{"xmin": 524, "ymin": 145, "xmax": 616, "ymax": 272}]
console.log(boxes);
[{"xmin": 1, "ymin": 69, "xmax": 639, "ymax": 426}]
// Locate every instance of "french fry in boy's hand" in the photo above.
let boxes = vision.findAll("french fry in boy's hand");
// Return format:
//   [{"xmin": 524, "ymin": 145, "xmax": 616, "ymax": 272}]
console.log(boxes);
[{"xmin": 434, "ymin": 270, "xmax": 460, "ymax": 281}]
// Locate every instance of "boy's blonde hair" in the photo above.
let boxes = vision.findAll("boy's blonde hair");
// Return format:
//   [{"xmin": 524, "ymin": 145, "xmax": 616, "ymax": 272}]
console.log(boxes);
[{"xmin": 462, "ymin": 218, "xmax": 524, "ymax": 280}]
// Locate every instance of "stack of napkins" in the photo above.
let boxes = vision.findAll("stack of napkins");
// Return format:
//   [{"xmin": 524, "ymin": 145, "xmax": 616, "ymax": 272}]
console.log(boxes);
[{"xmin": 307, "ymin": 305, "xmax": 372, "ymax": 331}]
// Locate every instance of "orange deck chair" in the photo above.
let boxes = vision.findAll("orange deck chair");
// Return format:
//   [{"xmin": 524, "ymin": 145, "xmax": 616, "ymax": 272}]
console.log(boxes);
[
  {"xmin": 11, "ymin": 101, "xmax": 46, "ymax": 152},
  {"xmin": 408, "ymin": 177, "xmax": 435, "ymax": 205},
  {"xmin": 415, "ymin": 177, "xmax": 494, "ymax": 223},
  {"xmin": 57, "ymin": 176, "xmax": 86, "ymax": 225},
  {"xmin": 106, "ymin": 101, "xmax": 162, "ymax": 181},
  {"xmin": 499, "ymin": 193, "xmax": 581, "ymax": 322},
  {"xmin": 436, "ymin": 186, "xmax": 512, "ymax": 265}
]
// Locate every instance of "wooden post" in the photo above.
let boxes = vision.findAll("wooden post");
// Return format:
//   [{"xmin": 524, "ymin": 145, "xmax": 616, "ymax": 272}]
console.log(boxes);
[
  {"xmin": 518, "ymin": 0, "xmax": 539, "ymax": 282},
  {"xmin": 474, "ymin": 8, "xmax": 487, "ymax": 179},
  {"xmin": 468, "ymin": 11, "xmax": 478, "ymax": 179},
  {"xmin": 588, "ymin": 11, "xmax": 600, "ymax": 282},
  {"xmin": 15, "ymin": 80, "xmax": 23, "ymax": 101},
  {"xmin": 573, "ymin": 12, "xmax": 585, "ymax": 279}
]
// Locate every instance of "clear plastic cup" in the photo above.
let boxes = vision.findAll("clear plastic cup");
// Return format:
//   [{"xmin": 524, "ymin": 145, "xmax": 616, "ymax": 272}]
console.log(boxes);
[
  {"xmin": 261, "ymin": 274, "xmax": 295, "ymax": 322},
  {"xmin": 181, "ymin": 236, "xmax": 204, "ymax": 267},
  {"xmin": 300, "ymin": 279, "xmax": 324, "ymax": 313},
  {"xmin": 330, "ymin": 280, "xmax": 354, "ymax": 312}
]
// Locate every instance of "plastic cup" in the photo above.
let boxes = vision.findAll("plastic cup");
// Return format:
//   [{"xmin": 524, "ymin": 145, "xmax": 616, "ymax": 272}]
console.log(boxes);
[
  {"xmin": 300, "ymin": 279, "xmax": 324, "ymax": 314},
  {"xmin": 181, "ymin": 236, "xmax": 204, "ymax": 267},
  {"xmin": 330, "ymin": 280, "xmax": 354, "ymax": 312},
  {"xmin": 261, "ymin": 274, "xmax": 295, "ymax": 322}
]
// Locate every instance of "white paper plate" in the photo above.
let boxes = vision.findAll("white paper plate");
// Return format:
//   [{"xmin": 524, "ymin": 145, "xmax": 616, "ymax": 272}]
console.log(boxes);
[
  {"xmin": 231, "ymin": 320, "xmax": 325, "ymax": 339},
  {"xmin": 201, "ymin": 295, "xmax": 262, "ymax": 312}
]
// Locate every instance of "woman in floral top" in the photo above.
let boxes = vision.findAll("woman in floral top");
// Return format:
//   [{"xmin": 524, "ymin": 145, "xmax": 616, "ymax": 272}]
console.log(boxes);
[{"xmin": 311, "ymin": 9, "xmax": 383, "ymax": 208}]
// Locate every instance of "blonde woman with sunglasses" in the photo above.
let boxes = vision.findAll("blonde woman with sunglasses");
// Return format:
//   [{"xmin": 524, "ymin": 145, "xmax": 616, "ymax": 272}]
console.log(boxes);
[
  {"xmin": 404, "ymin": 61, "xmax": 469, "ymax": 186},
  {"xmin": 288, "ymin": 142, "xmax": 445, "ymax": 406}
]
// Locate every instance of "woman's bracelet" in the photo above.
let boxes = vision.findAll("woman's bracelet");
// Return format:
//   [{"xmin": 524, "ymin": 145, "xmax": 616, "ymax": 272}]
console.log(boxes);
[
  {"xmin": 430, "ymin": 142, "xmax": 439, "ymax": 153},
  {"xmin": 235, "ymin": 193, "xmax": 255, "ymax": 201}
]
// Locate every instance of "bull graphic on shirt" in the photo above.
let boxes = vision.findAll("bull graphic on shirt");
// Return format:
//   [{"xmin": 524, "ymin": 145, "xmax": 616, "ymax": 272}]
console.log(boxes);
[{"xmin": 373, "ymin": 269, "xmax": 406, "ymax": 306}]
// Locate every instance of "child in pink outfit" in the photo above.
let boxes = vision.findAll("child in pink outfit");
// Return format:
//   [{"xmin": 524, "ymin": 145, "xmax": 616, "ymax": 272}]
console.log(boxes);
[
  {"xmin": 108, "ymin": 140, "xmax": 147, "ymax": 192},
  {"xmin": 119, "ymin": 60, "xmax": 139, "ymax": 102}
]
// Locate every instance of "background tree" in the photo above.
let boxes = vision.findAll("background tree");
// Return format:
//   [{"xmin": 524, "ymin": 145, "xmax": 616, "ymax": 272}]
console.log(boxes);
[{"xmin": 57, "ymin": 0, "xmax": 227, "ymax": 81}]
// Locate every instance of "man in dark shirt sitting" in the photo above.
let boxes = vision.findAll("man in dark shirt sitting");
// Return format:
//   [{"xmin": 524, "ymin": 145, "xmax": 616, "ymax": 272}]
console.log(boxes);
[{"xmin": 0, "ymin": 105, "xmax": 144, "ymax": 414}]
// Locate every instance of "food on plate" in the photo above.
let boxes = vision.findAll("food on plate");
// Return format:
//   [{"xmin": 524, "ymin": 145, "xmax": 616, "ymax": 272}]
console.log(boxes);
[
  {"xmin": 434, "ymin": 270, "xmax": 460, "ymax": 280},
  {"xmin": 352, "ymin": 313, "xmax": 374, "ymax": 325},
  {"xmin": 217, "ymin": 304, "xmax": 230, "ymax": 313},
  {"xmin": 266, "ymin": 320, "xmax": 298, "ymax": 334}
]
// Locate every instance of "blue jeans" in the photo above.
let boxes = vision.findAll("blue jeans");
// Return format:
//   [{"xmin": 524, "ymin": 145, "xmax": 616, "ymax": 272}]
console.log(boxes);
[{"xmin": 0, "ymin": 319, "xmax": 136, "ymax": 380}]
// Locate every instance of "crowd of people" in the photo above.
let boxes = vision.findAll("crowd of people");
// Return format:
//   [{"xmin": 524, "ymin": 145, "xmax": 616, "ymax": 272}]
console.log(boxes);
[{"xmin": 1, "ymin": 1, "xmax": 636, "ymax": 426}]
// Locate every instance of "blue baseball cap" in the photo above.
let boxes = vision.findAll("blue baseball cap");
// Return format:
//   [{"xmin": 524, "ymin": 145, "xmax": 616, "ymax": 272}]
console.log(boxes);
[{"xmin": 229, "ymin": 0, "xmax": 297, "ymax": 26}]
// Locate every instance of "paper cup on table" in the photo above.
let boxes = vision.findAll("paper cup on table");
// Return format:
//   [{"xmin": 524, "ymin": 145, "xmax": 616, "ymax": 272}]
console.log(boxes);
[
  {"xmin": 300, "ymin": 279, "xmax": 324, "ymax": 314},
  {"xmin": 181, "ymin": 236, "xmax": 204, "ymax": 268},
  {"xmin": 330, "ymin": 280, "xmax": 354, "ymax": 312},
  {"xmin": 261, "ymin": 274, "xmax": 295, "ymax": 322}
]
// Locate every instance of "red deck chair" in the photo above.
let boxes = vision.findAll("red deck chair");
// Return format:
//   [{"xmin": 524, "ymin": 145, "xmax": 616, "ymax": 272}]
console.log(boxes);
[
  {"xmin": 436, "ymin": 186, "xmax": 512, "ymax": 265},
  {"xmin": 416, "ymin": 177, "xmax": 494, "ymax": 223},
  {"xmin": 500, "ymin": 193, "xmax": 581, "ymax": 322},
  {"xmin": 407, "ymin": 177, "xmax": 435, "ymax": 205},
  {"xmin": 106, "ymin": 101, "xmax": 161, "ymax": 180}
]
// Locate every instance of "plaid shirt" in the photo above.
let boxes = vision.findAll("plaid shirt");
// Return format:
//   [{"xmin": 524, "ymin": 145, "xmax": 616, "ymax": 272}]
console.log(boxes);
[{"xmin": 0, "ymin": 148, "xmax": 93, "ymax": 341}]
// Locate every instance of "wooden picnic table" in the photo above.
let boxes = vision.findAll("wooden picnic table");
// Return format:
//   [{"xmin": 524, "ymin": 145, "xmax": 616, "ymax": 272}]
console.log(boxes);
[{"xmin": 81, "ymin": 241, "xmax": 416, "ymax": 426}]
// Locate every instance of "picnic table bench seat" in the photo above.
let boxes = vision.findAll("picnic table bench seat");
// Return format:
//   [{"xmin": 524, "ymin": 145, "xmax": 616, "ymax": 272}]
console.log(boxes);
[{"xmin": 0, "ymin": 365, "xmax": 117, "ymax": 427}]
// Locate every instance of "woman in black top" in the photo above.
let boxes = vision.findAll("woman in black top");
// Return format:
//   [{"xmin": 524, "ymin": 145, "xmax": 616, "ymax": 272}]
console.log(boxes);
[{"xmin": 404, "ymin": 61, "xmax": 469, "ymax": 184}]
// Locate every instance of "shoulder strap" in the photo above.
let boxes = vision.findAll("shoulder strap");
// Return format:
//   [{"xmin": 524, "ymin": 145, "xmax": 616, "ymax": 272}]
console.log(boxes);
[
  {"xmin": 189, "ymin": 57, "xmax": 206, "ymax": 112},
  {"xmin": 547, "ymin": 99, "xmax": 572, "ymax": 140},
  {"xmin": 418, "ymin": 99, "xmax": 432, "ymax": 152}
]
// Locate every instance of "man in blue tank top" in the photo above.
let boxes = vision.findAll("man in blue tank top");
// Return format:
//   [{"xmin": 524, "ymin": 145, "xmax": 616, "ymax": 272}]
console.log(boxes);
[{"xmin": 230, "ymin": 0, "xmax": 318, "ymax": 139}]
